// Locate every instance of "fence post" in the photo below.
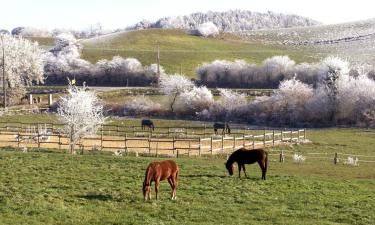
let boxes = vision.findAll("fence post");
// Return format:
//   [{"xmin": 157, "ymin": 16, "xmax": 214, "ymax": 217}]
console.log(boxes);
[
  {"xmin": 334, "ymin": 152, "xmax": 338, "ymax": 164},
  {"xmin": 37, "ymin": 123, "xmax": 40, "ymax": 148},
  {"xmin": 290, "ymin": 130, "xmax": 293, "ymax": 143},
  {"xmin": 272, "ymin": 130, "xmax": 275, "ymax": 147},
  {"xmin": 156, "ymin": 142, "xmax": 158, "ymax": 158},
  {"xmin": 199, "ymin": 137, "xmax": 201, "ymax": 156},
  {"xmin": 148, "ymin": 134, "xmax": 151, "ymax": 154},
  {"xmin": 17, "ymin": 131, "xmax": 20, "ymax": 148},
  {"xmin": 172, "ymin": 137, "xmax": 175, "ymax": 155},
  {"xmin": 297, "ymin": 130, "xmax": 300, "ymax": 143},
  {"xmin": 185, "ymin": 127, "xmax": 188, "ymax": 137},
  {"xmin": 242, "ymin": 134, "xmax": 245, "ymax": 147},
  {"xmin": 304, "ymin": 129, "xmax": 306, "ymax": 140},
  {"xmin": 281, "ymin": 130, "xmax": 284, "ymax": 141},
  {"xmin": 252, "ymin": 135, "xmax": 255, "ymax": 149},
  {"xmin": 263, "ymin": 129, "xmax": 266, "ymax": 147},
  {"xmin": 280, "ymin": 150, "xmax": 284, "ymax": 163},
  {"xmin": 209, "ymin": 137, "xmax": 213, "ymax": 154},
  {"xmin": 221, "ymin": 136, "xmax": 224, "ymax": 153},
  {"xmin": 58, "ymin": 134, "xmax": 61, "ymax": 151},
  {"xmin": 124, "ymin": 133, "xmax": 127, "ymax": 153},
  {"xmin": 101, "ymin": 125, "xmax": 103, "ymax": 151},
  {"xmin": 233, "ymin": 136, "xmax": 236, "ymax": 150},
  {"xmin": 188, "ymin": 140, "xmax": 191, "ymax": 157}
]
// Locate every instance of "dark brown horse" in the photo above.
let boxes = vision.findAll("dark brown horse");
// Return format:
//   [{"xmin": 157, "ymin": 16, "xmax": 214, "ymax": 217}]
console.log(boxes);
[
  {"xmin": 143, "ymin": 160, "xmax": 179, "ymax": 201},
  {"xmin": 225, "ymin": 148, "xmax": 268, "ymax": 180},
  {"xmin": 214, "ymin": 122, "xmax": 231, "ymax": 135},
  {"xmin": 141, "ymin": 119, "xmax": 154, "ymax": 131}
]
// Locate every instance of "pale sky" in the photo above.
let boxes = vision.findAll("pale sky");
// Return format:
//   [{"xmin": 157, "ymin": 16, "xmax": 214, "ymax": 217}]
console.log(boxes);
[{"xmin": 1, "ymin": 0, "xmax": 374, "ymax": 31}]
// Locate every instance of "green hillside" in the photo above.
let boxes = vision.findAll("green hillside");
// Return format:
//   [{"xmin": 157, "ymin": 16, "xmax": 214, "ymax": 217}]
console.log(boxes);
[{"xmin": 80, "ymin": 29, "xmax": 319, "ymax": 78}]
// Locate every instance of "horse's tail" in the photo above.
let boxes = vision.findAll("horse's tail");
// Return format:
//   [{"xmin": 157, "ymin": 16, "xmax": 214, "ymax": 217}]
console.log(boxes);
[{"xmin": 265, "ymin": 151, "xmax": 268, "ymax": 172}]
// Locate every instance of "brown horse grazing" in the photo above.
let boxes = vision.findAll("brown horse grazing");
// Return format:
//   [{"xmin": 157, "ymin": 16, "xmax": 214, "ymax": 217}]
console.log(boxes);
[
  {"xmin": 225, "ymin": 148, "xmax": 268, "ymax": 180},
  {"xmin": 143, "ymin": 160, "xmax": 179, "ymax": 201}
]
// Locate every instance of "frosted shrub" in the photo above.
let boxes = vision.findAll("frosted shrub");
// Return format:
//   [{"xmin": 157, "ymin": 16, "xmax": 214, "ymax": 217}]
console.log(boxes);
[
  {"xmin": 44, "ymin": 35, "xmax": 160, "ymax": 86},
  {"xmin": 336, "ymin": 75, "xmax": 375, "ymax": 123},
  {"xmin": 124, "ymin": 95, "xmax": 162, "ymax": 116},
  {"xmin": 207, "ymin": 89, "xmax": 247, "ymax": 119},
  {"xmin": 197, "ymin": 56, "xmax": 355, "ymax": 89},
  {"xmin": 57, "ymin": 83, "xmax": 106, "ymax": 153},
  {"xmin": 274, "ymin": 78, "xmax": 313, "ymax": 122},
  {"xmin": 195, "ymin": 22, "xmax": 219, "ymax": 37},
  {"xmin": 176, "ymin": 86, "xmax": 214, "ymax": 114}
]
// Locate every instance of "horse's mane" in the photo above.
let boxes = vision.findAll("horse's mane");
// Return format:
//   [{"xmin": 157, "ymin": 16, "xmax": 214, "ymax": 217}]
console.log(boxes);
[{"xmin": 226, "ymin": 149, "xmax": 241, "ymax": 166}]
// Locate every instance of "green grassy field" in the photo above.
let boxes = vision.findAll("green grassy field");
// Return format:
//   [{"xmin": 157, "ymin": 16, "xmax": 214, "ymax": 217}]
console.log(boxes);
[
  {"xmin": 80, "ymin": 29, "xmax": 319, "ymax": 78},
  {"xmin": 0, "ymin": 128, "xmax": 374, "ymax": 224}
]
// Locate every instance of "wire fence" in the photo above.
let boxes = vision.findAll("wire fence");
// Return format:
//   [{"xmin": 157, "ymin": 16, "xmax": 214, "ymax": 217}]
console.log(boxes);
[{"xmin": 267, "ymin": 149, "xmax": 375, "ymax": 164}]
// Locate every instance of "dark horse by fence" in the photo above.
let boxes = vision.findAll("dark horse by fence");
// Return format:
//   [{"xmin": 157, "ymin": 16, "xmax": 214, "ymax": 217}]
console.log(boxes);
[
  {"xmin": 225, "ymin": 148, "xmax": 268, "ymax": 180},
  {"xmin": 143, "ymin": 160, "xmax": 179, "ymax": 201},
  {"xmin": 141, "ymin": 119, "xmax": 154, "ymax": 131},
  {"xmin": 213, "ymin": 122, "xmax": 231, "ymax": 135}
]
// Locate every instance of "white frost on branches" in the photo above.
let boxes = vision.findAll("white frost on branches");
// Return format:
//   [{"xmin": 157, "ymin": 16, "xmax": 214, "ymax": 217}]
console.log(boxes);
[
  {"xmin": 57, "ymin": 84, "xmax": 105, "ymax": 153},
  {"xmin": 177, "ymin": 86, "xmax": 214, "ymax": 113},
  {"xmin": 0, "ymin": 34, "xmax": 44, "ymax": 105},
  {"xmin": 159, "ymin": 74, "xmax": 194, "ymax": 112},
  {"xmin": 195, "ymin": 22, "xmax": 219, "ymax": 37}
]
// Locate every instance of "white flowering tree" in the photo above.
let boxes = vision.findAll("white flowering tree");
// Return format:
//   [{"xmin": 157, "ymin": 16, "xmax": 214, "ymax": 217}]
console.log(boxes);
[
  {"xmin": 57, "ymin": 82, "xmax": 106, "ymax": 153},
  {"xmin": 159, "ymin": 74, "xmax": 194, "ymax": 112},
  {"xmin": 0, "ymin": 34, "xmax": 44, "ymax": 106}
]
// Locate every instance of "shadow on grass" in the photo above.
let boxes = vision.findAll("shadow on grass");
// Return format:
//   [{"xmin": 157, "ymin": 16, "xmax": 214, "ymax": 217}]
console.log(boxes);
[{"xmin": 77, "ymin": 194, "xmax": 114, "ymax": 201}]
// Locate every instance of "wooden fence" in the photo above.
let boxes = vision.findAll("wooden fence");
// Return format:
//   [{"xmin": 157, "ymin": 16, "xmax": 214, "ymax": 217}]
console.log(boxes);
[{"xmin": 0, "ymin": 122, "xmax": 306, "ymax": 157}]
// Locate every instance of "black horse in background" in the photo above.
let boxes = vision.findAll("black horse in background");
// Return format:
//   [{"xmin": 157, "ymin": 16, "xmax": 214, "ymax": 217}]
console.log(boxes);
[
  {"xmin": 225, "ymin": 148, "xmax": 268, "ymax": 180},
  {"xmin": 213, "ymin": 122, "xmax": 231, "ymax": 135},
  {"xmin": 141, "ymin": 119, "xmax": 155, "ymax": 131}
]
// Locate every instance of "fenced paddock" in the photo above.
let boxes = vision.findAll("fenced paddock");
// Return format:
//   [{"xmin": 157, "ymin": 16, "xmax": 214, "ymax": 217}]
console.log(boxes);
[{"xmin": 0, "ymin": 122, "xmax": 306, "ymax": 156}]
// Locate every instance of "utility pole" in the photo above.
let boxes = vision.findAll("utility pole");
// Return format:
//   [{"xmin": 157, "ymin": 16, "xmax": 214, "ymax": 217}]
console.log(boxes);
[
  {"xmin": 156, "ymin": 44, "xmax": 160, "ymax": 77},
  {"xmin": 1, "ymin": 35, "xmax": 5, "ymax": 108}
]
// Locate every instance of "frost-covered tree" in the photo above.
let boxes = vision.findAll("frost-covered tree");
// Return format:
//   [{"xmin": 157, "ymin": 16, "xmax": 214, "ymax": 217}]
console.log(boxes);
[
  {"xmin": 159, "ymin": 74, "xmax": 194, "ymax": 112},
  {"xmin": 57, "ymin": 83, "xmax": 105, "ymax": 153},
  {"xmin": 195, "ymin": 22, "xmax": 219, "ymax": 37},
  {"xmin": 0, "ymin": 34, "xmax": 44, "ymax": 105},
  {"xmin": 176, "ymin": 86, "xmax": 214, "ymax": 114}
]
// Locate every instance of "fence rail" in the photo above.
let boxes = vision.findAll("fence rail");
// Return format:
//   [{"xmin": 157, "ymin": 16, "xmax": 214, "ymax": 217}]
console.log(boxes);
[{"xmin": 0, "ymin": 122, "xmax": 306, "ymax": 156}]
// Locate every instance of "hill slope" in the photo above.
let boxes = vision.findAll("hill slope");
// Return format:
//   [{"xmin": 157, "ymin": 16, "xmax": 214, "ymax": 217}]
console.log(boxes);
[
  {"xmin": 80, "ymin": 29, "xmax": 317, "ymax": 78},
  {"xmin": 240, "ymin": 18, "xmax": 375, "ymax": 63}
]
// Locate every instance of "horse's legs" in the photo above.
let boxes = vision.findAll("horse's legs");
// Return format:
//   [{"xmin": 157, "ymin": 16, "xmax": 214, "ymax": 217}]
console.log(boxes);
[
  {"xmin": 168, "ymin": 178, "xmax": 174, "ymax": 199},
  {"xmin": 258, "ymin": 161, "xmax": 266, "ymax": 180},
  {"xmin": 238, "ymin": 163, "xmax": 242, "ymax": 178},
  {"xmin": 171, "ymin": 172, "xmax": 178, "ymax": 200},
  {"xmin": 242, "ymin": 164, "xmax": 248, "ymax": 177},
  {"xmin": 155, "ymin": 180, "xmax": 160, "ymax": 200}
]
